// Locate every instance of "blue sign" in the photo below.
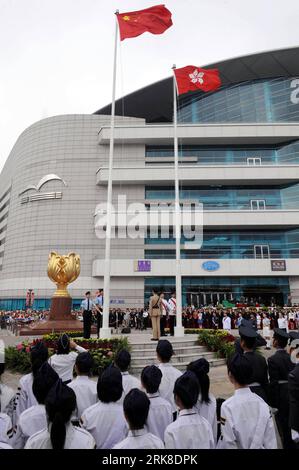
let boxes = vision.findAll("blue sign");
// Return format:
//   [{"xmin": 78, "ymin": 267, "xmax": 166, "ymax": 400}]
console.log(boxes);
[{"xmin": 202, "ymin": 261, "xmax": 220, "ymax": 271}]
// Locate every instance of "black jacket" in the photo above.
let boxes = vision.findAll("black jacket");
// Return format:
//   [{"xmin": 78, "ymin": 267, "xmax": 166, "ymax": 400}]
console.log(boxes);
[
  {"xmin": 288, "ymin": 363, "xmax": 299, "ymax": 433},
  {"xmin": 268, "ymin": 349, "xmax": 294, "ymax": 409},
  {"xmin": 244, "ymin": 350, "xmax": 269, "ymax": 402}
]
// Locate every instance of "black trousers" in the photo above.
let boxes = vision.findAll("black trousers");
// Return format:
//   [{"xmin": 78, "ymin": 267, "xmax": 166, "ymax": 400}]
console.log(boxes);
[
  {"xmin": 160, "ymin": 316, "xmax": 166, "ymax": 336},
  {"xmin": 97, "ymin": 313, "xmax": 103, "ymax": 338},
  {"xmin": 169, "ymin": 316, "xmax": 176, "ymax": 336},
  {"xmin": 83, "ymin": 310, "xmax": 92, "ymax": 339}
]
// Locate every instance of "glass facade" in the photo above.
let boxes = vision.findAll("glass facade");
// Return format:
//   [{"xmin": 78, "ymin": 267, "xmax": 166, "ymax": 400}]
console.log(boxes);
[
  {"xmin": 177, "ymin": 77, "xmax": 299, "ymax": 124},
  {"xmin": 0, "ymin": 298, "xmax": 82, "ymax": 311},
  {"xmin": 145, "ymin": 184, "xmax": 299, "ymax": 211},
  {"xmin": 145, "ymin": 229, "xmax": 299, "ymax": 259},
  {"xmin": 144, "ymin": 277, "xmax": 290, "ymax": 306},
  {"xmin": 146, "ymin": 142, "xmax": 299, "ymax": 165}
]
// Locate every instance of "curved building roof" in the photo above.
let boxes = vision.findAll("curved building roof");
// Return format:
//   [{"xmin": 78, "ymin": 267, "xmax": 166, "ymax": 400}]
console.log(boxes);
[{"xmin": 94, "ymin": 47, "xmax": 299, "ymax": 123}]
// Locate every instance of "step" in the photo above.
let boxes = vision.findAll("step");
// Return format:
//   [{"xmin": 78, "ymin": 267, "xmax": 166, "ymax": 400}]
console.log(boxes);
[
  {"xmin": 130, "ymin": 345, "xmax": 206, "ymax": 356},
  {"xmin": 130, "ymin": 358, "xmax": 226, "ymax": 374},
  {"xmin": 130, "ymin": 351, "xmax": 215, "ymax": 366},
  {"xmin": 130, "ymin": 339, "xmax": 199, "ymax": 350}
]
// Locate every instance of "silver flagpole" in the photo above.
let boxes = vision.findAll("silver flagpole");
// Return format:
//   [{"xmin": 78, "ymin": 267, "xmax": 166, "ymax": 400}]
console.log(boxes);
[
  {"xmin": 172, "ymin": 66, "xmax": 184, "ymax": 337},
  {"xmin": 100, "ymin": 11, "xmax": 119, "ymax": 339}
]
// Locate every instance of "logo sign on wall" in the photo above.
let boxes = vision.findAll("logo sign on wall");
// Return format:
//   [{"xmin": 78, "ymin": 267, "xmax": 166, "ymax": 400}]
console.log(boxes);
[
  {"xmin": 271, "ymin": 260, "xmax": 286, "ymax": 271},
  {"xmin": 202, "ymin": 261, "xmax": 220, "ymax": 271},
  {"xmin": 134, "ymin": 260, "xmax": 151, "ymax": 272}
]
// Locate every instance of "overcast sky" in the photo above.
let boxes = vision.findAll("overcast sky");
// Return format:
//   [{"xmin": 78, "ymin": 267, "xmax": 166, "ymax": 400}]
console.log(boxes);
[{"xmin": 0, "ymin": 0, "xmax": 299, "ymax": 170}]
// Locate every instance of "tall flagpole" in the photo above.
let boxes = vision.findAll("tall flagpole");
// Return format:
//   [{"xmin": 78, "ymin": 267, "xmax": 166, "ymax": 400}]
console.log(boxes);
[
  {"xmin": 172, "ymin": 65, "xmax": 184, "ymax": 337},
  {"xmin": 100, "ymin": 11, "xmax": 119, "ymax": 339}
]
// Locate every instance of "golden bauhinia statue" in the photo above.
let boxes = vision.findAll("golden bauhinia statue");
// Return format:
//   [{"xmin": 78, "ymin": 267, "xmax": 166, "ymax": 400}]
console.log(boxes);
[{"xmin": 47, "ymin": 252, "xmax": 80, "ymax": 297}]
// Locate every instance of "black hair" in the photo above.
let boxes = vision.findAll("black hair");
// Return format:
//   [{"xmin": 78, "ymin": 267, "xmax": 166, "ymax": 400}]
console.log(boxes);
[
  {"xmin": 97, "ymin": 365, "xmax": 123, "ymax": 403},
  {"xmin": 45, "ymin": 380, "xmax": 76, "ymax": 449},
  {"xmin": 75, "ymin": 352, "xmax": 94, "ymax": 375},
  {"xmin": 85, "ymin": 291, "xmax": 91, "ymax": 296},
  {"xmin": 187, "ymin": 359, "xmax": 210, "ymax": 404},
  {"xmin": 240, "ymin": 335, "xmax": 256, "ymax": 350},
  {"xmin": 57, "ymin": 334, "xmax": 70, "ymax": 355},
  {"xmin": 114, "ymin": 349, "xmax": 131, "ymax": 372},
  {"xmin": 30, "ymin": 342, "xmax": 49, "ymax": 377},
  {"xmin": 227, "ymin": 353, "xmax": 253, "ymax": 386},
  {"xmin": 32, "ymin": 363, "xmax": 59, "ymax": 404},
  {"xmin": 174, "ymin": 371, "xmax": 199, "ymax": 409},
  {"xmin": 0, "ymin": 363, "xmax": 5, "ymax": 376},
  {"xmin": 123, "ymin": 389, "xmax": 150, "ymax": 430},
  {"xmin": 156, "ymin": 339, "xmax": 173, "ymax": 362},
  {"xmin": 273, "ymin": 334, "xmax": 288, "ymax": 349},
  {"xmin": 141, "ymin": 365, "xmax": 162, "ymax": 394}
]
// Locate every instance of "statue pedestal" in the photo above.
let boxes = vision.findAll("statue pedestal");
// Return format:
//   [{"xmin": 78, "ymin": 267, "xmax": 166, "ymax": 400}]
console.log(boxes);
[{"xmin": 20, "ymin": 296, "xmax": 85, "ymax": 336}]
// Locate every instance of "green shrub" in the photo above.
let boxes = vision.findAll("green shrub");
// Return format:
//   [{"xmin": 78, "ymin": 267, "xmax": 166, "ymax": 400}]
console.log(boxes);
[{"xmin": 198, "ymin": 329, "xmax": 235, "ymax": 359}]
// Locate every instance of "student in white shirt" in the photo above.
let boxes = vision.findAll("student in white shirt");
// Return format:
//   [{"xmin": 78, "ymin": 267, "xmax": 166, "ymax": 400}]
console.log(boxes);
[
  {"xmin": 114, "ymin": 349, "xmax": 141, "ymax": 403},
  {"xmin": 0, "ymin": 362, "xmax": 15, "ymax": 415},
  {"xmin": 0, "ymin": 413, "xmax": 13, "ymax": 449},
  {"xmin": 141, "ymin": 365, "xmax": 172, "ymax": 440},
  {"xmin": 25, "ymin": 379, "xmax": 95, "ymax": 449},
  {"xmin": 13, "ymin": 362, "xmax": 59, "ymax": 448},
  {"xmin": 68, "ymin": 352, "xmax": 97, "ymax": 422},
  {"xmin": 48, "ymin": 333, "xmax": 87, "ymax": 383},
  {"xmin": 187, "ymin": 358, "xmax": 217, "ymax": 444},
  {"xmin": 217, "ymin": 353, "xmax": 277, "ymax": 449},
  {"xmin": 159, "ymin": 292, "xmax": 169, "ymax": 337},
  {"xmin": 113, "ymin": 389, "xmax": 164, "ymax": 449},
  {"xmin": 167, "ymin": 292, "xmax": 177, "ymax": 336},
  {"xmin": 164, "ymin": 371, "xmax": 214, "ymax": 449},
  {"xmin": 156, "ymin": 340, "xmax": 182, "ymax": 417},
  {"xmin": 13, "ymin": 342, "xmax": 49, "ymax": 425},
  {"xmin": 222, "ymin": 313, "xmax": 231, "ymax": 331},
  {"xmin": 81, "ymin": 366, "xmax": 128, "ymax": 449}
]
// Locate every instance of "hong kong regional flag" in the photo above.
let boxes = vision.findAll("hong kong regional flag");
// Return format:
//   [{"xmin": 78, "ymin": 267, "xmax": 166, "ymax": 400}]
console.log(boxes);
[
  {"xmin": 117, "ymin": 5, "xmax": 172, "ymax": 41},
  {"xmin": 174, "ymin": 66, "xmax": 221, "ymax": 95}
]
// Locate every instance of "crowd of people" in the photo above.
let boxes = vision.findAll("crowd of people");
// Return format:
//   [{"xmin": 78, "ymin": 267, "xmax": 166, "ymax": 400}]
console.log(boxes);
[{"xmin": 0, "ymin": 322, "xmax": 299, "ymax": 450}]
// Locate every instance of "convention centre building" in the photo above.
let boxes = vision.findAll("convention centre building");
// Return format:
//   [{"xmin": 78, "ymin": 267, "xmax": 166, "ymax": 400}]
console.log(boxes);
[{"xmin": 1, "ymin": 47, "xmax": 299, "ymax": 309}]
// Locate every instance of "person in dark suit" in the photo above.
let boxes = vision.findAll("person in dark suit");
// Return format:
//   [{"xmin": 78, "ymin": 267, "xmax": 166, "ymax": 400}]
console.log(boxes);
[
  {"xmin": 234, "ymin": 319, "xmax": 266, "ymax": 354},
  {"xmin": 288, "ymin": 337, "xmax": 299, "ymax": 449},
  {"xmin": 268, "ymin": 328, "xmax": 295, "ymax": 448},
  {"xmin": 239, "ymin": 325, "xmax": 269, "ymax": 402}
]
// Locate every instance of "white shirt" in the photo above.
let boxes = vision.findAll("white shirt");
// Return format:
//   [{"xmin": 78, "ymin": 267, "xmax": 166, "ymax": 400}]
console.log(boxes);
[
  {"xmin": 146, "ymin": 392, "xmax": 173, "ymax": 441},
  {"xmin": 81, "ymin": 298, "xmax": 96, "ymax": 311},
  {"xmin": 48, "ymin": 346, "xmax": 86, "ymax": 383},
  {"xmin": 158, "ymin": 362, "xmax": 182, "ymax": 413},
  {"xmin": 0, "ymin": 383, "xmax": 15, "ymax": 414},
  {"xmin": 195, "ymin": 393, "xmax": 217, "ymax": 444},
  {"xmin": 68, "ymin": 376, "xmax": 97, "ymax": 420},
  {"xmin": 0, "ymin": 413, "xmax": 13, "ymax": 445},
  {"xmin": 164, "ymin": 408, "xmax": 214, "ymax": 449},
  {"xmin": 81, "ymin": 401, "xmax": 128, "ymax": 449},
  {"xmin": 217, "ymin": 387, "xmax": 277, "ymax": 449},
  {"xmin": 13, "ymin": 404, "xmax": 47, "ymax": 449},
  {"xmin": 14, "ymin": 373, "xmax": 37, "ymax": 424},
  {"xmin": 222, "ymin": 316, "xmax": 231, "ymax": 330},
  {"xmin": 113, "ymin": 427, "xmax": 164, "ymax": 449},
  {"xmin": 160, "ymin": 299, "xmax": 169, "ymax": 316},
  {"xmin": 278, "ymin": 317, "xmax": 288, "ymax": 329},
  {"xmin": 25, "ymin": 423, "xmax": 95, "ymax": 449},
  {"xmin": 168, "ymin": 298, "xmax": 177, "ymax": 316},
  {"xmin": 118, "ymin": 372, "xmax": 141, "ymax": 403}
]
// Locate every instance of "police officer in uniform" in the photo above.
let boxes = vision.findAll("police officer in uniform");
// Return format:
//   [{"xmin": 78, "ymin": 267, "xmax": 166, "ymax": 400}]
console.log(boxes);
[
  {"xmin": 288, "ymin": 332, "xmax": 299, "ymax": 448},
  {"xmin": 268, "ymin": 328, "xmax": 295, "ymax": 448},
  {"xmin": 81, "ymin": 291, "xmax": 95, "ymax": 339},
  {"xmin": 239, "ymin": 325, "xmax": 269, "ymax": 402}
]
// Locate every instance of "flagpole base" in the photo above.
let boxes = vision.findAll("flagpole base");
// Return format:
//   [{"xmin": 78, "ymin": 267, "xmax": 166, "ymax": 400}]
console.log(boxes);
[
  {"xmin": 99, "ymin": 327, "xmax": 112, "ymax": 339},
  {"xmin": 174, "ymin": 326, "xmax": 185, "ymax": 338}
]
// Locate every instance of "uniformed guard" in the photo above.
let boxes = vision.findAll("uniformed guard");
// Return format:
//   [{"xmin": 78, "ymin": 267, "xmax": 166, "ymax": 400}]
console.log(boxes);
[
  {"xmin": 217, "ymin": 353, "xmax": 277, "ymax": 449},
  {"xmin": 81, "ymin": 291, "xmax": 95, "ymax": 339},
  {"xmin": 113, "ymin": 389, "xmax": 164, "ymax": 449},
  {"xmin": 268, "ymin": 328, "xmax": 295, "ymax": 448},
  {"xmin": 239, "ymin": 325, "xmax": 269, "ymax": 402},
  {"xmin": 288, "ymin": 332, "xmax": 299, "ymax": 448}
]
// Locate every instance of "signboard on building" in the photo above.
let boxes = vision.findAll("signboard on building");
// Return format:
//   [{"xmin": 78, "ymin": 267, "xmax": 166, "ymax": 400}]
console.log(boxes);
[
  {"xmin": 202, "ymin": 261, "xmax": 220, "ymax": 271},
  {"xmin": 271, "ymin": 260, "xmax": 286, "ymax": 271},
  {"xmin": 134, "ymin": 260, "xmax": 151, "ymax": 272}
]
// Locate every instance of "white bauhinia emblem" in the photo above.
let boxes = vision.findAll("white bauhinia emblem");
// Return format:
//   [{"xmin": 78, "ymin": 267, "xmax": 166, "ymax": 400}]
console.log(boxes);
[{"xmin": 189, "ymin": 69, "xmax": 204, "ymax": 84}]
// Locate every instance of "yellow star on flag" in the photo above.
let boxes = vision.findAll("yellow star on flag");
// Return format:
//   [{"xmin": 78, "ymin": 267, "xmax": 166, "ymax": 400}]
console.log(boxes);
[{"xmin": 123, "ymin": 15, "xmax": 130, "ymax": 21}]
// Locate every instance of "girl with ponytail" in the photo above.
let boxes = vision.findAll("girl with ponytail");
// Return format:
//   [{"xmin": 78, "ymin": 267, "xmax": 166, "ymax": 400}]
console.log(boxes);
[
  {"xmin": 187, "ymin": 358, "xmax": 217, "ymax": 444},
  {"xmin": 25, "ymin": 380, "xmax": 95, "ymax": 449}
]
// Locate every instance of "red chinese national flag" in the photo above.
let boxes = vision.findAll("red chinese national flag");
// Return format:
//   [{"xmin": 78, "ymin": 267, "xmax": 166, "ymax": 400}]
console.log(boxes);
[
  {"xmin": 174, "ymin": 66, "xmax": 221, "ymax": 95},
  {"xmin": 117, "ymin": 4, "xmax": 172, "ymax": 41}
]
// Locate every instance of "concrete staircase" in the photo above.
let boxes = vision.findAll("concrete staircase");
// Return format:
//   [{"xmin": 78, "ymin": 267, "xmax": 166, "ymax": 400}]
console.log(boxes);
[{"xmin": 129, "ymin": 335, "xmax": 226, "ymax": 375}]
